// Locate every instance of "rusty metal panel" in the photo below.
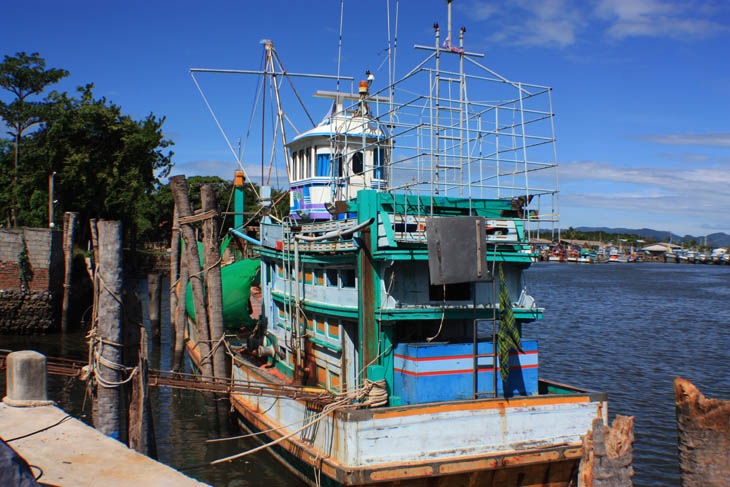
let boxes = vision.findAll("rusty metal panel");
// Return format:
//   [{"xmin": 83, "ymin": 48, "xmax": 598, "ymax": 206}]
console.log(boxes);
[{"xmin": 427, "ymin": 216, "xmax": 491, "ymax": 285}]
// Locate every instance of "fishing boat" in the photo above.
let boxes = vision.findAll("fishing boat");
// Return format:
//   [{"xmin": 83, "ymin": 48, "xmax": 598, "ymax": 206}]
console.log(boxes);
[{"xmin": 184, "ymin": 4, "xmax": 606, "ymax": 486}]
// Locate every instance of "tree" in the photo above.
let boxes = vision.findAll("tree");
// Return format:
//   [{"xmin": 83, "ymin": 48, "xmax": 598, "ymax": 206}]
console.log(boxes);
[
  {"xmin": 0, "ymin": 52, "xmax": 68, "ymax": 226},
  {"xmin": 3, "ymin": 83, "xmax": 173, "ymax": 247}
]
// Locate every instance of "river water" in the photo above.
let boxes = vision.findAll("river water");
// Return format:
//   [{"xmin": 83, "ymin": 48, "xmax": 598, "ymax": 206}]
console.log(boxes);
[{"xmin": 2, "ymin": 262, "xmax": 729, "ymax": 486}]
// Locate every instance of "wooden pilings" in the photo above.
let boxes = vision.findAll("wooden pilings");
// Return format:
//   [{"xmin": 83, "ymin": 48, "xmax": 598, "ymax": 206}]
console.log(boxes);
[
  {"xmin": 173, "ymin": 259, "xmax": 189, "ymax": 372},
  {"xmin": 674, "ymin": 377, "xmax": 730, "ymax": 487},
  {"xmin": 201, "ymin": 184, "xmax": 227, "ymax": 381},
  {"xmin": 147, "ymin": 273, "xmax": 162, "ymax": 339},
  {"xmin": 168, "ymin": 175, "xmax": 213, "ymax": 378},
  {"xmin": 92, "ymin": 220, "xmax": 124, "ymax": 439},
  {"xmin": 61, "ymin": 211, "xmax": 79, "ymax": 332},
  {"xmin": 170, "ymin": 205, "xmax": 184, "ymax": 370},
  {"xmin": 578, "ymin": 415, "xmax": 635, "ymax": 487}
]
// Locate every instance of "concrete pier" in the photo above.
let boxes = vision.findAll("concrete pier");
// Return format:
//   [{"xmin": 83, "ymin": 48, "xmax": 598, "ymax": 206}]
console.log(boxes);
[{"xmin": 0, "ymin": 402, "xmax": 208, "ymax": 487}]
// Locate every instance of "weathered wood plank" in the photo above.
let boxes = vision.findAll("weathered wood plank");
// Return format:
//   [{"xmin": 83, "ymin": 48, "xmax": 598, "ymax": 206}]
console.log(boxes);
[
  {"xmin": 578, "ymin": 415, "xmax": 634, "ymax": 487},
  {"xmin": 674, "ymin": 377, "xmax": 730, "ymax": 487}
]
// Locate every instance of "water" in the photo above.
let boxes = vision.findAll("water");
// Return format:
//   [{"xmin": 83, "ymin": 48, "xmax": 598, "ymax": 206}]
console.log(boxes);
[
  {"xmin": 523, "ymin": 262, "xmax": 730, "ymax": 487},
  {"xmin": 3, "ymin": 264, "xmax": 729, "ymax": 486}
]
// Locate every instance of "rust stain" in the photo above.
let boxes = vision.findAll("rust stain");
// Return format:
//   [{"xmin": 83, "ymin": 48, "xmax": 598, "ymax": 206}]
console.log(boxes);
[
  {"xmin": 502, "ymin": 450, "xmax": 561, "ymax": 466},
  {"xmin": 562, "ymin": 447, "xmax": 582, "ymax": 459},
  {"xmin": 439, "ymin": 458, "xmax": 498, "ymax": 474},
  {"xmin": 369, "ymin": 465, "xmax": 434, "ymax": 481}
]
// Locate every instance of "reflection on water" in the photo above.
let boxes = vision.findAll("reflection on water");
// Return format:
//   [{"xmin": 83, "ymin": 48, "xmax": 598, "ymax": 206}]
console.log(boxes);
[{"xmin": 2, "ymin": 264, "xmax": 729, "ymax": 486}]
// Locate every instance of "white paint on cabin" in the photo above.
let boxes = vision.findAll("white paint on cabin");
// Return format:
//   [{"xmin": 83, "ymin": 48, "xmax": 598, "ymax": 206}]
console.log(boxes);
[{"xmin": 379, "ymin": 261, "xmax": 524, "ymax": 310}]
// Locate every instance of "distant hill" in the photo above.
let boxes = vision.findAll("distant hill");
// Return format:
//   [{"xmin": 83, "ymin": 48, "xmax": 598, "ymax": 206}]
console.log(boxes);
[{"xmin": 574, "ymin": 227, "xmax": 730, "ymax": 248}]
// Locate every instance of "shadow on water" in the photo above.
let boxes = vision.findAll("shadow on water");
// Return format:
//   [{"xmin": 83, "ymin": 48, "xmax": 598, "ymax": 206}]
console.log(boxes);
[
  {"xmin": 2, "ymin": 276, "xmax": 303, "ymax": 487},
  {"xmin": 523, "ymin": 262, "xmax": 730, "ymax": 487}
]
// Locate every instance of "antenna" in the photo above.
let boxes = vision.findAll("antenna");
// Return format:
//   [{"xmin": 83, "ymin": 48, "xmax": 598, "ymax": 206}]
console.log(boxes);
[{"xmin": 446, "ymin": 0, "xmax": 453, "ymax": 47}]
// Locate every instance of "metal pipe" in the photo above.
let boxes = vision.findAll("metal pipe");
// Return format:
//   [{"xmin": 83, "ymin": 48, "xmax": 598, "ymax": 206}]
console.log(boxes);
[
  {"xmin": 190, "ymin": 68, "xmax": 354, "ymax": 81},
  {"xmin": 294, "ymin": 238, "xmax": 301, "ymax": 367},
  {"xmin": 228, "ymin": 228, "xmax": 262, "ymax": 246}
]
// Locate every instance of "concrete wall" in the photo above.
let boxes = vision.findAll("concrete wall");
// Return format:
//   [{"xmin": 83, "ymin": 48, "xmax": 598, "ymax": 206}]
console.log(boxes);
[
  {"xmin": 0, "ymin": 228, "xmax": 64, "ymax": 333},
  {"xmin": 0, "ymin": 228, "xmax": 63, "ymax": 293}
]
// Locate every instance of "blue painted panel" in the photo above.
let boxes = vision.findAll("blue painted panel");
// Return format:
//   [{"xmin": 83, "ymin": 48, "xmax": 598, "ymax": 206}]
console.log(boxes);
[{"xmin": 393, "ymin": 340, "xmax": 538, "ymax": 404}]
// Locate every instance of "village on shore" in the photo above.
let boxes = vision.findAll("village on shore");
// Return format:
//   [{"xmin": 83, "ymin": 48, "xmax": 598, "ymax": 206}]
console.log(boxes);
[{"xmin": 529, "ymin": 237, "xmax": 729, "ymax": 264}]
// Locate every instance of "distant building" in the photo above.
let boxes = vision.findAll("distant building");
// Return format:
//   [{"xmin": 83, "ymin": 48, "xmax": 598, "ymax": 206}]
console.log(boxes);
[{"xmin": 642, "ymin": 242, "xmax": 681, "ymax": 255}]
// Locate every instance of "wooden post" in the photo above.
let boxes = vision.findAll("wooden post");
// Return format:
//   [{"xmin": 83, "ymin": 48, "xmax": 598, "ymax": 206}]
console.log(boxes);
[
  {"xmin": 88, "ymin": 218, "xmax": 100, "ymax": 320},
  {"xmin": 173, "ymin": 259, "xmax": 188, "ymax": 372},
  {"xmin": 201, "ymin": 184, "xmax": 228, "ymax": 380},
  {"xmin": 147, "ymin": 273, "xmax": 162, "ymax": 340},
  {"xmin": 48, "ymin": 172, "xmax": 56, "ymax": 228},
  {"xmin": 92, "ymin": 220, "xmax": 124, "ymax": 440},
  {"xmin": 168, "ymin": 175, "xmax": 213, "ymax": 378},
  {"xmin": 674, "ymin": 377, "xmax": 730, "ymax": 487},
  {"xmin": 128, "ymin": 323, "xmax": 157, "ymax": 457},
  {"xmin": 61, "ymin": 211, "xmax": 79, "ymax": 332},
  {"xmin": 578, "ymin": 415, "xmax": 634, "ymax": 487},
  {"xmin": 169, "ymin": 205, "xmax": 180, "ymax": 354}
]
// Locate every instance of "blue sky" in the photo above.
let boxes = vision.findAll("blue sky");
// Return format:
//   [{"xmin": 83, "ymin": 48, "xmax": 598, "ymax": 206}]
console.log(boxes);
[{"xmin": 2, "ymin": 0, "xmax": 729, "ymax": 236}]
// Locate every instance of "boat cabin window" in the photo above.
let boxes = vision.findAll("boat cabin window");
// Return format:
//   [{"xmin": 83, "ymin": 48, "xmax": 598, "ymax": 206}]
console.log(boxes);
[
  {"xmin": 298, "ymin": 150, "xmax": 305, "ymax": 180},
  {"xmin": 291, "ymin": 151, "xmax": 298, "ymax": 180},
  {"xmin": 374, "ymin": 147, "xmax": 385, "ymax": 179},
  {"xmin": 335, "ymin": 154, "xmax": 343, "ymax": 177},
  {"xmin": 326, "ymin": 269, "xmax": 338, "ymax": 287},
  {"xmin": 304, "ymin": 148, "xmax": 311, "ymax": 179},
  {"xmin": 316, "ymin": 153, "xmax": 330, "ymax": 177},
  {"xmin": 340, "ymin": 268, "xmax": 356, "ymax": 288},
  {"xmin": 351, "ymin": 151, "xmax": 364, "ymax": 175},
  {"xmin": 352, "ymin": 151, "xmax": 364, "ymax": 175}
]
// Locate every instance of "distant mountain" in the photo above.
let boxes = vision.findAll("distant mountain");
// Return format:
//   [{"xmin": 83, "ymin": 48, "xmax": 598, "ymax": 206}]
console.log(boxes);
[{"xmin": 573, "ymin": 227, "xmax": 730, "ymax": 248}]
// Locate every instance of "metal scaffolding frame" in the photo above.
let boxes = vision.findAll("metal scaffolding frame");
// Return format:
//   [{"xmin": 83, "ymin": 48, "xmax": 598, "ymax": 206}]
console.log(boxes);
[{"xmin": 326, "ymin": 32, "xmax": 560, "ymax": 240}]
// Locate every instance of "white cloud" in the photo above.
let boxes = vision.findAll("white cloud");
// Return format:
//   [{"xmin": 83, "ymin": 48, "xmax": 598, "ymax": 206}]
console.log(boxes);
[
  {"xmin": 463, "ymin": 0, "xmax": 728, "ymax": 48},
  {"xmin": 596, "ymin": 0, "xmax": 728, "ymax": 40},
  {"xmin": 558, "ymin": 160, "xmax": 730, "ymax": 226},
  {"xmin": 637, "ymin": 132, "xmax": 730, "ymax": 148}
]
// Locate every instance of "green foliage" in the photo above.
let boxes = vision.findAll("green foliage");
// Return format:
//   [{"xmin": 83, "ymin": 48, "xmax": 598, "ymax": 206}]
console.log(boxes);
[
  {"xmin": 0, "ymin": 52, "xmax": 69, "ymax": 135},
  {"xmin": 0, "ymin": 51, "xmax": 291, "ymax": 247},
  {"xmin": 17, "ymin": 235, "xmax": 33, "ymax": 293},
  {"xmin": 562, "ymin": 228, "xmax": 657, "ymax": 245},
  {"xmin": 0, "ymin": 52, "xmax": 69, "ymax": 224},
  {"xmin": 0, "ymin": 77, "xmax": 174, "ymax": 244}
]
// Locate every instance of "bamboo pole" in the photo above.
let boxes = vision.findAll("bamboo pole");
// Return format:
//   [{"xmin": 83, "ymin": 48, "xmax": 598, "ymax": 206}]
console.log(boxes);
[
  {"xmin": 92, "ymin": 220, "xmax": 124, "ymax": 439},
  {"xmin": 147, "ymin": 273, "xmax": 162, "ymax": 340},
  {"xmin": 578, "ymin": 415, "xmax": 634, "ymax": 487},
  {"xmin": 168, "ymin": 175, "xmax": 213, "ymax": 378},
  {"xmin": 674, "ymin": 377, "xmax": 730, "ymax": 487},
  {"xmin": 60, "ymin": 211, "xmax": 79, "ymax": 332},
  {"xmin": 201, "ymin": 184, "xmax": 228, "ymax": 380}
]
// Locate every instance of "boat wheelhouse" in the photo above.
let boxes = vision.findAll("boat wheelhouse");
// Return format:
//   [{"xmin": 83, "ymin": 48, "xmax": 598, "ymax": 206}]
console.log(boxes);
[{"xmin": 288, "ymin": 90, "xmax": 389, "ymax": 220}]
